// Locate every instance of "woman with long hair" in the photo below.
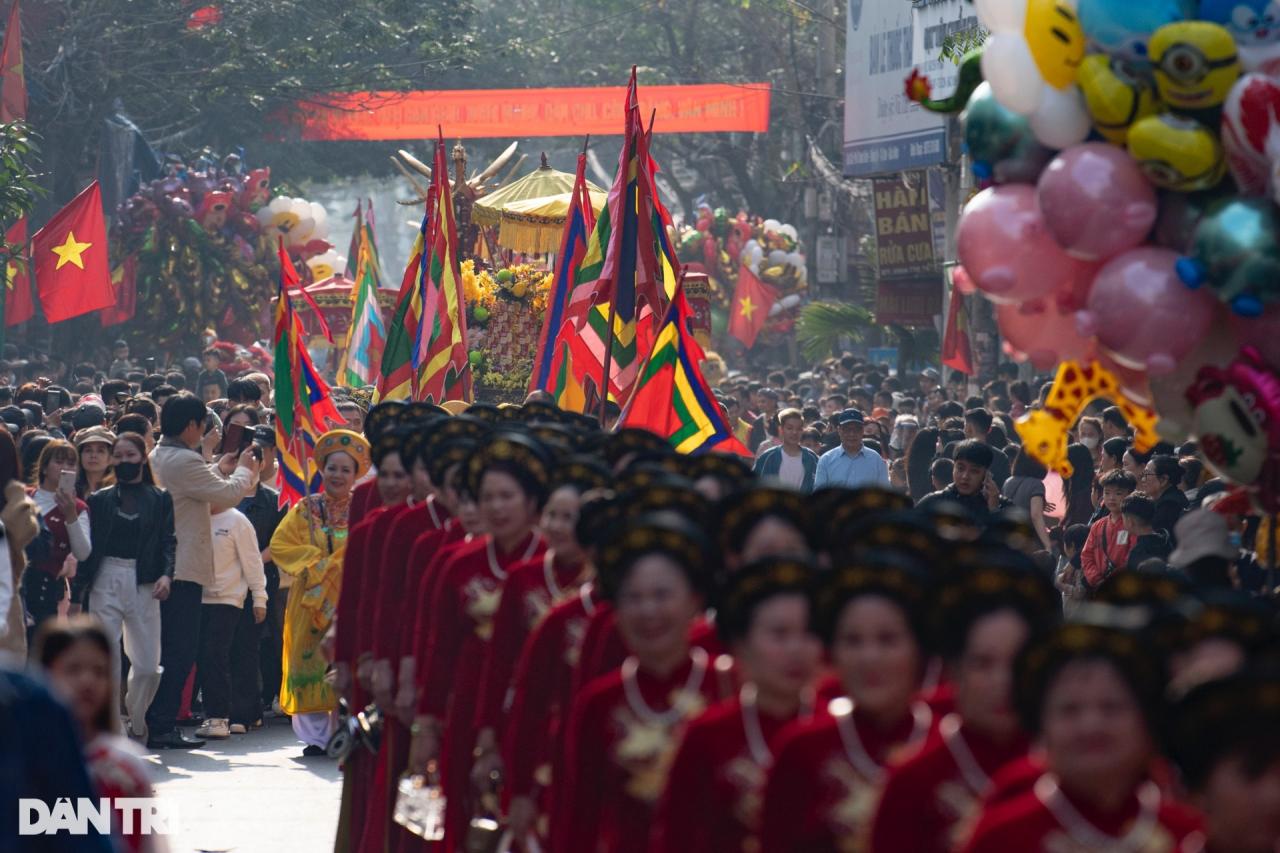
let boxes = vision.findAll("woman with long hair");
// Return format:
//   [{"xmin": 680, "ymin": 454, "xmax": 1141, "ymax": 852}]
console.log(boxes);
[
  {"xmin": 23, "ymin": 439, "xmax": 92, "ymax": 646},
  {"xmin": 73, "ymin": 431, "xmax": 174, "ymax": 740},
  {"xmin": 0, "ymin": 428, "xmax": 38, "ymax": 658},
  {"xmin": 1060, "ymin": 443, "xmax": 1096, "ymax": 530},
  {"xmin": 269, "ymin": 428, "xmax": 371, "ymax": 755},
  {"xmin": 904, "ymin": 427, "xmax": 940, "ymax": 503},
  {"xmin": 35, "ymin": 615, "xmax": 165, "ymax": 852},
  {"xmin": 1002, "ymin": 449, "xmax": 1052, "ymax": 551},
  {"xmin": 75, "ymin": 426, "xmax": 116, "ymax": 498}
]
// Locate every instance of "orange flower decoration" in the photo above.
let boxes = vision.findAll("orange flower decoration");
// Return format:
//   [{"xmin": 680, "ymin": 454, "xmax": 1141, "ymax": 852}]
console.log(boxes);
[{"xmin": 904, "ymin": 68, "xmax": 932, "ymax": 104}]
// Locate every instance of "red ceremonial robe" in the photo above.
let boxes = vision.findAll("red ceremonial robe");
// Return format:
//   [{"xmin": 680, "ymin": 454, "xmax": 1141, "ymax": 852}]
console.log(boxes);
[
  {"xmin": 362, "ymin": 498, "xmax": 449, "ymax": 853},
  {"xmin": 960, "ymin": 774, "xmax": 1202, "ymax": 853},
  {"xmin": 556, "ymin": 648, "xmax": 726, "ymax": 853},
  {"xmin": 501, "ymin": 584, "xmax": 601, "ymax": 841},
  {"xmin": 650, "ymin": 690, "xmax": 804, "ymax": 853},
  {"xmin": 350, "ymin": 478, "xmax": 383, "ymax": 527},
  {"xmin": 473, "ymin": 551, "xmax": 589, "ymax": 737},
  {"xmin": 419, "ymin": 532, "xmax": 545, "ymax": 853},
  {"xmin": 760, "ymin": 702, "xmax": 936, "ymax": 853},
  {"xmin": 869, "ymin": 714, "xmax": 1030, "ymax": 853}
]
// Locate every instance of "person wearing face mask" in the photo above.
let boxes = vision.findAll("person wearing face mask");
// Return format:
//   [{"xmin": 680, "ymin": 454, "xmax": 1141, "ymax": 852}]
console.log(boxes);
[
  {"xmin": 73, "ymin": 432, "xmax": 176, "ymax": 740},
  {"xmin": 1076, "ymin": 416, "xmax": 1105, "ymax": 468},
  {"xmin": 23, "ymin": 439, "xmax": 92, "ymax": 647}
]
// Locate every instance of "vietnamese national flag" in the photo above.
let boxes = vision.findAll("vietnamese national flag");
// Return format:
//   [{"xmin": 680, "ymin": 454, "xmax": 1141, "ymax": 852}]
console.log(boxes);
[
  {"xmin": 727, "ymin": 264, "xmax": 779, "ymax": 349},
  {"xmin": 0, "ymin": 0, "xmax": 25, "ymax": 124},
  {"xmin": 33, "ymin": 181, "xmax": 115, "ymax": 323},
  {"xmin": 4, "ymin": 218, "xmax": 32, "ymax": 326},
  {"xmin": 100, "ymin": 254, "xmax": 138, "ymax": 327},
  {"xmin": 942, "ymin": 274, "xmax": 975, "ymax": 375}
]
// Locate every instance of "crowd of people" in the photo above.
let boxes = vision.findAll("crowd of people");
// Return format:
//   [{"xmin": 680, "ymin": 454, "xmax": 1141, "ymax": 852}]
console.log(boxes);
[{"xmin": 0, "ymin": 343, "xmax": 1277, "ymax": 853}]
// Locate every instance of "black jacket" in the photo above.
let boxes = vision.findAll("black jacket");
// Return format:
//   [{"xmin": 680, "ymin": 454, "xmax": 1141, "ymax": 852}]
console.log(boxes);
[
  {"xmin": 1125, "ymin": 530, "xmax": 1172, "ymax": 571},
  {"xmin": 72, "ymin": 483, "xmax": 176, "ymax": 604},
  {"xmin": 1153, "ymin": 487, "xmax": 1189, "ymax": 544},
  {"xmin": 915, "ymin": 484, "xmax": 1011, "ymax": 522}
]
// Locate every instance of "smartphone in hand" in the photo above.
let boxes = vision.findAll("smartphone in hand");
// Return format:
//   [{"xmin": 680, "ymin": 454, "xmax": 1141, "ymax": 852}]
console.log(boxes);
[
  {"xmin": 219, "ymin": 422, "xmax": 246, "ymax": 456},
  {"xmin": 58, "ymin": 469, "xmax": 77, "ymax": 495}
]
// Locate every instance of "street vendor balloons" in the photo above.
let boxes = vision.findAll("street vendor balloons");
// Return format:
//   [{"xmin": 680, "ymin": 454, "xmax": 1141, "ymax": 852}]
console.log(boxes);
[
  {"xmin": 956, "ymin": 184, "xmax": 1080, "ymax": 304},
  {"xmin": 976, "ymin": 0, "xmax": 1092, "ymax": 148},
  {"xmin": 1037, "ymin": 143, "xmax": 1158, "ymax": 259}
]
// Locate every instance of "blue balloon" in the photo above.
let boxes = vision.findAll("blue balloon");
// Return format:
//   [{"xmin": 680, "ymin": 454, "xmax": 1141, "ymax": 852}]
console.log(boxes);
[{"xmin": 1078, "ymin": 0, "xmax": 1194, "ymax": 63}]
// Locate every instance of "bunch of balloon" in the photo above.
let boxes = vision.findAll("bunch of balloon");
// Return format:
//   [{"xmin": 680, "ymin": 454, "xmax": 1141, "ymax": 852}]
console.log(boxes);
[{"xmin": 906, "ymin": 0, "xmax": 1280, "ymax": 511}]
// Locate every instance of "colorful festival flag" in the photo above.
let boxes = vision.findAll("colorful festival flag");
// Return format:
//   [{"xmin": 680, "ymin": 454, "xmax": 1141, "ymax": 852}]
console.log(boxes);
[
  {"xmin": 727, "ymin": 264, "xmax": 779, "ymax": 349},
  {"xmin": 531, "ymin": 151, "xmax": 595, "ymax": 398},
  {"xmin": 563, "ymin": 68, "xmax": 677, "ymax": 407},
  {"xmin": 273, "ymin": 238, "xmax": 342, "ymax": 507},
  {"xmin": 414, "ymin": 131, "xmax": 472, "ymax": 403},
  {"xmin": 32, "ymin": 181, "xmax": 115, "ymax": 323},
  {"xmin": 339, "ymin": 201, "xmax": 387, "ymax": 387},
  {"xmin": 616, "ymin": 285, "xmax": 750, "ymax": 457},
  {"xmin": 376, "ymin": 201, "xmax": 431, "ymax": 402}
]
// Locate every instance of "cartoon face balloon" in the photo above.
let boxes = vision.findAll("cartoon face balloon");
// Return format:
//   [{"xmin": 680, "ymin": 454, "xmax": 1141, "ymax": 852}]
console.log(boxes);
[
  {"xmin": 239, "ymin": 167, "xmax": 271, "ymax": 212},
  {"xmin": 1128, "ymin": 113, "xmax": 1226, "ymax": 191},
  {"xmin": 1222, "ymin": 73, "xmax": 1280, "ymax": 205},
  {"xmin": 1186, "ymin": 346, "xmax": 1280, "ymax": 490},
  {"xmin": 1148, "ymin": 21, "xmax": 1242, "ymax": 111},
  {"xmin": 961, "ymin": 81, "xmax": 1055, "ymax": 183},
  {"xmin": 976, "ymin": 0, "xmax": 1092, "ymax": 148},
  {"xmin": 1078, "ymin": 0, "xmax": 1191, "ymax": 64},
  {"xmin": 1076, "ymin": 54, "xmax": 1161, "ymax": 144},
  {"xmin": 1177, "ymin": 197, "xmax": 1280, "ymax": 316},
  {"xmin": 1199, "ymin": 0, "xmax": 1280, "ymax": 74},
  {"xmin": 197, "ymin": 191, "xmax": 232, "ymax": 231}
]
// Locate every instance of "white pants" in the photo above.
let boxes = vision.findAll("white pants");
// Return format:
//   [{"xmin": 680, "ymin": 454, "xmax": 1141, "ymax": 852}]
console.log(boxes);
[
  {"xmin": 293, "ymin": 711, "xmax": 335, "ymax": 748},
  {"xmin": 89, "ymin": 558, "xmax": 164, "ymax": 737}
]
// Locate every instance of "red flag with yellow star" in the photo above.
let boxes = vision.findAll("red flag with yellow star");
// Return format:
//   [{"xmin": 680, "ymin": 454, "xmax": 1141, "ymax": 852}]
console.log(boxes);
[
  {"xmin": 727, "ymin": 263, "xmax": 778, "ymax": 349},
  {"xmin": 4, "ymin": 218, "xmax": 32, "ymax": 326},
  {"xmin": 32, "ymin": 181, "xmax": 114, "ymax": 323}
]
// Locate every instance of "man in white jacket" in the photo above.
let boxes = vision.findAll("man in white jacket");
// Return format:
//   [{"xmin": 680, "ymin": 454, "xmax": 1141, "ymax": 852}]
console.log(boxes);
[
  {"xmin": 198, "ymin": 502, "xmax": 266, "ymax": 739},
  {"xmin": 147, "ymin": 393, "xmax": 259, "ymax": 749}
]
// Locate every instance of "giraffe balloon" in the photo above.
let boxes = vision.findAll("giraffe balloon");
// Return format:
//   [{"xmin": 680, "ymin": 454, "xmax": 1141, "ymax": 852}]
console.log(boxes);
[{"xmin": 1017, "ymin": 360, "xmax": 1160, "ymax": 477}]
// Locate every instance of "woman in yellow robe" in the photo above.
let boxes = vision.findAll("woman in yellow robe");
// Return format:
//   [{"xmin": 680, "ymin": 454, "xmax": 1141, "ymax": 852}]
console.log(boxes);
[{"xmin": 270, "ymin": 428, "xmax": 370, "ymax": 754}]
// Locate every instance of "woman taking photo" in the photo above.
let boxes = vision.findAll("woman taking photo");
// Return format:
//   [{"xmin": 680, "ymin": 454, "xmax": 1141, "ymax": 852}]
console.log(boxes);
[
  {"xmin": 761, "ymin": 551, "xmax": 936, "ymax": 853},
  {"xmin": 75, "ymin": 425, "xmax": 116, "ymax": 498},
  {"xmin": 556, "ymin": 511, "xmax": 725, "ymax": 853},
  {"xmin": 652, "ymin": 557, "xmax": 822, "ymax": 853},
  {"xmin": 269, "ymin": 428, "xmax": 370, "ymax": 755},
  {"xmin": 74, "ymin": 431, "xmax": 174, "ymax": 739},
  {"xmin": 35, "ymin": 616, "xmax": 164, "ymax": 852},
  {"xmin": 961, "ymin": 617, "xmax": 1202, "ymax": 851},
  {"xmin": 23, "ymin": 439, "xmax": 92, "ymax": 645}
]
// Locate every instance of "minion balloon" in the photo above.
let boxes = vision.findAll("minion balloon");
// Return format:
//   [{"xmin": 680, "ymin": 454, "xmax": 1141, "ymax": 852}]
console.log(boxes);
[
  {"xmin": 1148, "ymin": 21, "xmax": 1243, "ymax": 111},
  {"xmin": 1128, "ymin": 113, "xmax": 1227, "ymax": 191},
  {"xmin": 1077, "ymin": 53, "xmax": 1162, "ymax": 143}
]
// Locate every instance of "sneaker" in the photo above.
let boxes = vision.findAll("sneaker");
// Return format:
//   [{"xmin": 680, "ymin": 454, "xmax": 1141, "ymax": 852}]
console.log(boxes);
[
  {"xmin": 147, "ymin": 730, "xmax": 206, "ymax": 750},
  {"xmin": 196, "ymin": 718, "xmax": 230, "ymax": 739},
  {"xmin": 228, "ymin": 723, "xmax": 248, "ymax": 735}
]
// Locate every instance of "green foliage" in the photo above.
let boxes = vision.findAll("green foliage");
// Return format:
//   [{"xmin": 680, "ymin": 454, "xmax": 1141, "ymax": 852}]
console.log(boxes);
[
  {"xmin": 939, "ymin": 27, "xmax": 989, "ymax": 65},
  {"xmin": 0, "ymin": 121, "xmax": 43, "ymax": 268},
  {"xmin": 796, "ymin": 300, "xmax": 872, "ymax": 362}
]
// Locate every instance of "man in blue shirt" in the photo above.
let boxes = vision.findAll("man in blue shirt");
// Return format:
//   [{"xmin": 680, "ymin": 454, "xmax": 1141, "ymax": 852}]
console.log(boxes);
[{"xmin": 813, "ymin": 408, "xmax": 890, "ymax": 490}]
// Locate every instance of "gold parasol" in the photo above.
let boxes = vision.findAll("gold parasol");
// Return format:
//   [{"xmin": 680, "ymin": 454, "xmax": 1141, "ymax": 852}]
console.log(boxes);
[{"xmin": 473, "ymin": 153, "xmax": 606, "ymax": 253}]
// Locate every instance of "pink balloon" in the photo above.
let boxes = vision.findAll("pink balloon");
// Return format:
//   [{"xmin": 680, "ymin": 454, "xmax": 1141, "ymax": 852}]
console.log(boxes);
[
  {"xmin": 1036, "ymin": 143, "xmax": 1157, "ymax": 261},
  {"xmin": 956, "ymin": 185, "xmax": 1079, "ymax": 305},
  {"xmin": 998, "ymin": 300, "xmax": 1096, "ymax": 370},
  {"xmin": 1230, "ymin": 306, "xmax": 1280, "ymax": 369},
  {"xmin": 1146, "ymin": 318, "xmax": 1238, "ymax": 441},
  {"xmin": 1078, "ymin": 247, "xmax": 1218, "ymax": 375}
]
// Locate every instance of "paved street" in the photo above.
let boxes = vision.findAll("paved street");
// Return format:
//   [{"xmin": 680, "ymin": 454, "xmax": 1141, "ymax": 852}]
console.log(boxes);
[{"xmin": 147, "ymin": 718, "xmax": 341, "ymax": 853}]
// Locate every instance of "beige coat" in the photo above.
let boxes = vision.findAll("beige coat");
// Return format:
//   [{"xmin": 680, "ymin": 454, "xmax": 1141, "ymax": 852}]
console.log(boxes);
[
  {"xmin": 0, "ymin": 482, "xmax": 39, "ymax": 659},
  {"xmin": 150, "ymin": 439, "xmax": 253, "ymax": 587}
]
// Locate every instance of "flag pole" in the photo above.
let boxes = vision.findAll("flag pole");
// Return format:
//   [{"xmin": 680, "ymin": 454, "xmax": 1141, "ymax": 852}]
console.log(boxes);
[{"xmin": 599, "ymin": 299, "xmax": 617, "ymax": 426}]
